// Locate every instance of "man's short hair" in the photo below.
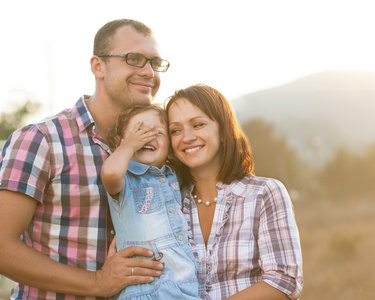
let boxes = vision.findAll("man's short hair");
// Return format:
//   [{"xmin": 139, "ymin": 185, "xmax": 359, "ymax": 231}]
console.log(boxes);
[{"xmin": 93, "ymin": 19, "xmax": 153, "ymax": 56}]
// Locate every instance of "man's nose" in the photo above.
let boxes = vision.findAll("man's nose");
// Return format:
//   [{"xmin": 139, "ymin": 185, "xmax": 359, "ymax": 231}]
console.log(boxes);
[{"xmin": 139, "ymin": 60, "xmax": 155, "ymax": 77}]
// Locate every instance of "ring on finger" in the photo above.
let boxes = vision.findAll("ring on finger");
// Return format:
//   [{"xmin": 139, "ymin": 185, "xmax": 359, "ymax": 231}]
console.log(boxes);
[{"xmin": 131, "ymin": 267, "xmax": 134, "ymax": 276}]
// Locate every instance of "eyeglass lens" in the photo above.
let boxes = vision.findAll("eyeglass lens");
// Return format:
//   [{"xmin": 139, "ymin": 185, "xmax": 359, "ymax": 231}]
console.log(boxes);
[{"xmin": 126, "ymin": 53, "xmax": 168, "ymax": 71}]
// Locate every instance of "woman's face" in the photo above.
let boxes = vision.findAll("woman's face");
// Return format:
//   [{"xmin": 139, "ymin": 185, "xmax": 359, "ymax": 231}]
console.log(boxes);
[{"xmin": 168, "ymin": 98, "xmax": 221, "ymax": 175}]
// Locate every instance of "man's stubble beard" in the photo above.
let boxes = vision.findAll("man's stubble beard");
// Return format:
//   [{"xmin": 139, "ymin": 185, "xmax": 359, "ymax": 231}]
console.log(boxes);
[{"xmin": 112, "ymin": 91, "xmax": 155, "ymax": 113}]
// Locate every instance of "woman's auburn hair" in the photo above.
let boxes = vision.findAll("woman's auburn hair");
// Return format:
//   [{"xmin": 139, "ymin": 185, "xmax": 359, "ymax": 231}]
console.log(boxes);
[{"xmin": 164, "ymin": 84, "xmax": 253, "ymax": 188}]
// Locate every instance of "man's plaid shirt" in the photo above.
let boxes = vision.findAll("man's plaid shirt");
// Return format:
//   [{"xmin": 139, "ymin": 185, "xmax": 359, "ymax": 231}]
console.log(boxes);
[{"xmin": 0, "ymin": 96, "xmax": 111, "ymax": 299}]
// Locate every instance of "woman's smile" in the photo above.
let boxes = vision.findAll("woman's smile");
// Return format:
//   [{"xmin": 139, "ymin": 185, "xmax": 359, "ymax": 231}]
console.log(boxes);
[{"xmin": 183, "ymin": 146, "xmax": 203, "ymax": 154}]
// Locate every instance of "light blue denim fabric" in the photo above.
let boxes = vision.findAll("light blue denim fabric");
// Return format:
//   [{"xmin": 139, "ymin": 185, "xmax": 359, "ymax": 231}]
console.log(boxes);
[{"xmin": 108, "ymin": 160, "xmax": 199, "ymax": 300}]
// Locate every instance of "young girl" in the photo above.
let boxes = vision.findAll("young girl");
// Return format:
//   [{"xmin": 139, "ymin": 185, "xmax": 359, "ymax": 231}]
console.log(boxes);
[{"xmin": 101, "ymin": 104, "xmax": 199, "ymax": 299}]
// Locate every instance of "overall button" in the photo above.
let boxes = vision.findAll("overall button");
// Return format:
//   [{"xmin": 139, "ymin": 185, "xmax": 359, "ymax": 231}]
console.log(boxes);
[
  {"xmin": 178, "ymin": 234, "xmax": 184, "ymax": 241},
  {"xmin": 159, "ymin": 178, "xmax": 166, "ymax": 183},
  {"xmin": 169, "ymin": 207, "xmax": 176, "ymax": 213}
]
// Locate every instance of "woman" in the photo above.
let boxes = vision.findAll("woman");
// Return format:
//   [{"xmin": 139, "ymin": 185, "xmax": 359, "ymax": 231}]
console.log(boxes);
[{"xmin": 165, "ymin": 84, "xmax": 303, "ymax": 299}]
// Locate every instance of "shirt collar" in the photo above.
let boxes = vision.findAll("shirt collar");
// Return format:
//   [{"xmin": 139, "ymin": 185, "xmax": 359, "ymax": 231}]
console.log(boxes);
[
  {"xmin": 128, "ymin": 160, "xmax": 173, "ymax": 175},
  {"xmin": 72, "ymin": 95, "xmax": 96, "ymax": 133},
  {"xmin": 186, "ymin": 178, "xmax": 250, "ymax": 198}
]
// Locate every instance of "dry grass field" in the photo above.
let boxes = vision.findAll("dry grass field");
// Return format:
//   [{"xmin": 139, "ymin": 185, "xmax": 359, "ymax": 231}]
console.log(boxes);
[
  {"xmin": 294, "ymin": 195, "xmax": 375, "ymax": 299},
  {"xmin": 1, "ymin": 195, "xmax": 374, "ymax": 300}
]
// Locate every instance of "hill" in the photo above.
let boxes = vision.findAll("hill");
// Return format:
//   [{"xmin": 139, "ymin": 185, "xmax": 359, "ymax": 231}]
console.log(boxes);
[{"xmin": 232, "ymin": 70, "xmax": 375, "ymax": 163}]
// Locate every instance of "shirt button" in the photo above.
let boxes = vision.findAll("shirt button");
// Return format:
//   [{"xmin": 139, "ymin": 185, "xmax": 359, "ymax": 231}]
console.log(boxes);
[
  {"xmin": 200, "ymin": 275, "xmax": 204, "ymax": 279},
  {"xmin": 159, "ymin": 178, "xmax": 166, "ymax": 183},
  {"xmin": 169, "ymin": 207, "xmax": 176, "ymax": 213},
  {"xmin": 178, "ymin": 234, "xmax": 184, "ymax": 241},
  {"xmin": 110, "ymin": 230, "xmax": 115, "ymax": 235}
]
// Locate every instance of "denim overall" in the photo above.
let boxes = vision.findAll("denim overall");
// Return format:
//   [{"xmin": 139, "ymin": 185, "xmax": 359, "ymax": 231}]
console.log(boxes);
[{"xmin": 108, "ymin": 160, "xmax": 199, "ymax": 299}]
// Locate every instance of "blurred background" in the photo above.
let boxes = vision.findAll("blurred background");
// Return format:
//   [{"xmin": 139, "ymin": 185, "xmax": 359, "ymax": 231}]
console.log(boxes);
[{"xmin": 1, "ymin": 1, "xmax": 375, "ymax": 299}]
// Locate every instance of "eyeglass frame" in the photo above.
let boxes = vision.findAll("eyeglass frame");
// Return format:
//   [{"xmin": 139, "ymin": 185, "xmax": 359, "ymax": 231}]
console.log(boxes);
[{"xmin": 97, "ymin": 52, "xmax": 170, "ymax": 72}]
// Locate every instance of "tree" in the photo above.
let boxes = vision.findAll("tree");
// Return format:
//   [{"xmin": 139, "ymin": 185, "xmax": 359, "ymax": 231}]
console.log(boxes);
[
  {"xmin": 0, "ymin": 100, "xmax": 41, "ymax": 140},
  {"xmin": 317, "ymin": 143, "xmax": 375, "ymax": 197},
  {"xmin": 241, "ymin": 119, "xmax": 304, "ymax": 191}
]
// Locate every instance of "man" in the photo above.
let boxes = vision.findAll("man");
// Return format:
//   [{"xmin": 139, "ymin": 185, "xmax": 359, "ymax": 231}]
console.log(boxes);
[{"xmin": 0, "ymin": 19, "xmax": 168, "ymax": 299}]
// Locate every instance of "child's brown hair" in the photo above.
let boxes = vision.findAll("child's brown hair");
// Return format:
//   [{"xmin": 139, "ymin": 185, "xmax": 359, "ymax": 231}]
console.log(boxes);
[{"xmin": 106, "ymin": 104, "xmax": 168, "ymax": 152}]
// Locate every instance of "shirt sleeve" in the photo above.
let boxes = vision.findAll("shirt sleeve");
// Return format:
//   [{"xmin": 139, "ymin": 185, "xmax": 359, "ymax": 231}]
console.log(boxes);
[
  {"xmin": 0, "ymin": 125, "xmax": 51, "ymax": 203},
  {"xmin": 258, "ymin": 178, "xmax": 303, "ymax": 299}
]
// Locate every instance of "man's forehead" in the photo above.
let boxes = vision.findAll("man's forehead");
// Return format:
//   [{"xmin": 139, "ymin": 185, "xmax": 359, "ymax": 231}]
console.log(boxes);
[{"xmin": 111, "ymin": 26, "xmax": 160, "ymax": 55}]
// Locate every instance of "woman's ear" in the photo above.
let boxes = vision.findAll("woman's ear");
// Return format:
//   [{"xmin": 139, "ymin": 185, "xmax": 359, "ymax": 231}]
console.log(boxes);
[{"xmin": 90, "ymin": 56, "xmax": 105, "ymax": 79}]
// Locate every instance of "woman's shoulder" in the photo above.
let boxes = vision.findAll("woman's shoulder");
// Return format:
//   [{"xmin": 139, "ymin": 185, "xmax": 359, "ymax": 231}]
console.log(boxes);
[
  {"xmin": 233, "ymin": 174, "xmax": 285, "ymax": 188},
  {"xmin": 228, "ymin": 174, "xmax": 287, "ymax": 197}
]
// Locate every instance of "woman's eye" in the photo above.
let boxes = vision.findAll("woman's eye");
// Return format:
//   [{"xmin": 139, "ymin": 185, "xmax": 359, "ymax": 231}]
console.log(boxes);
[
  {"xmin": 194, "ymin": 123, "xmax": 204, "ymax": 128},
  {"xmin": 169, "ymin": 129, "xmax": 180, "ymax": 135}
]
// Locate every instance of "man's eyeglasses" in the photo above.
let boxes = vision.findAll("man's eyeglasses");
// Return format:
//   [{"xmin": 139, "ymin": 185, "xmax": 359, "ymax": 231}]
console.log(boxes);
[{"xmin": 98, "ymin": 53, "xmax": 170, "ymax": 72}]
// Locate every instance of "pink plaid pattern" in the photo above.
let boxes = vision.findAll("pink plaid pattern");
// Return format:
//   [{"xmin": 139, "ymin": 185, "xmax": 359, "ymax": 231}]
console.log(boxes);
[{"xmin": 0, "ymin": 97, "xmax": 110, "ymax": 299}]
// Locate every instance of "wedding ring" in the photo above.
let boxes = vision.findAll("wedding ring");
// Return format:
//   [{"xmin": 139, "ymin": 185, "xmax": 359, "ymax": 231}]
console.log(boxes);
[{"xmin": 131, "ymin": 267, "xmax": 134, "ymax": 276}]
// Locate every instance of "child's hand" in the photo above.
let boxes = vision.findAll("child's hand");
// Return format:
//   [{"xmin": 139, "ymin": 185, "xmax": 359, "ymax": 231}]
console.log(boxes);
[{"xmin": 121, "ymin": 121, "xmax": 157, "ymax": 154}]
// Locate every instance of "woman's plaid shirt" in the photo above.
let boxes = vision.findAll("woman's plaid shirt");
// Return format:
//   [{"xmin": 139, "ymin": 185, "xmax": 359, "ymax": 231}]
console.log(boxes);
[{"xmin": 183, "ymin": 175, "xmax": 303, "ymax": 300}]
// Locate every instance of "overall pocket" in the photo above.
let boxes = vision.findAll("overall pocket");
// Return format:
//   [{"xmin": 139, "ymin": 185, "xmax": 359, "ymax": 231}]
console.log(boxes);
[{"xmin": 133, "ymin": 186, "xmax": 162, "ymax": 214}]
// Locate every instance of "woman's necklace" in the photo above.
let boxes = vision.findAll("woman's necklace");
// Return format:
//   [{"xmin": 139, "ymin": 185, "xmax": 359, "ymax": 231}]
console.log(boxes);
[{"xmin": 192, "ymin": 192, "xmax": 218, "ymax": 207}]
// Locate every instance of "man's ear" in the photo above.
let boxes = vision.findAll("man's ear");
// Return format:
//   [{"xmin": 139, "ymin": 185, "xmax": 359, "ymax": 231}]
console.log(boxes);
[{"xmin": 90, "ymin": 56, "xmax": 105, "ymax": 79}]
